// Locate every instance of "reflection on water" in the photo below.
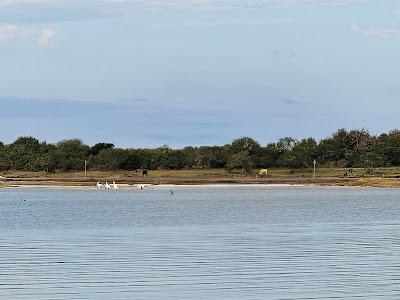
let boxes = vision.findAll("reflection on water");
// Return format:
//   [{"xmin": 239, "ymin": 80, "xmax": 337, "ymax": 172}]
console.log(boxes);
[{"xmin": 0, "ymin": 186, "xmax": 400, "ymax": 299}]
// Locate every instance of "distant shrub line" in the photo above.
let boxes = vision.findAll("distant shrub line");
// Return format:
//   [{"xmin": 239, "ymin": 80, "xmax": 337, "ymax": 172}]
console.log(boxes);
[{"xmin": 0, "ymin": 128, "xmax": 399, "ymax": 173}]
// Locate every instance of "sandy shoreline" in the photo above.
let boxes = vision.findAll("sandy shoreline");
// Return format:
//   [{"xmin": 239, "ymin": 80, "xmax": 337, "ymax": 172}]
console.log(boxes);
[
  {"xmin": 2, "ymin": 172, "xmax": 400, "ymax": 189},
  {"xmin": 3, "ymin": 183, "xmax": 310, "ymax": 189},
  {"xmin": 1, "ymin": 183, "xmax": 381, "ymax": 190},
  {"xmin": 2, "ymin": 169, "xmax": 400, "ymax": 189}
]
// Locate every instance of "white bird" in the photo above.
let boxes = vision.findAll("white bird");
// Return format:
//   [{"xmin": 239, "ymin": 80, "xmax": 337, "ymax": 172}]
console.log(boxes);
[
  {"xmin": 112, "ymin": 181, "xmax": 119, "ymax": 190},
  {"xmin": 136, "ymin": 184, "xmax": 154, "ymax": 190},
  {"xmin": 96, "ymin": 181, "xmax": 103, "ymax": 189},
  {"xmin": 105, "ymin": 182, "xmax": 111, "ymax": 190}
]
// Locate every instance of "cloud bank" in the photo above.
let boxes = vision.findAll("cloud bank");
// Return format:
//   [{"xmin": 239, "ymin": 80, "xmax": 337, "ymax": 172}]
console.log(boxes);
[
  {"xmin": 0, "ymin": 24, "xmax": 56, "ymax": 46},
  {"xmin": 0, "ymin": 0, "xmax": 367, "ymax": 10},
  {"xmin": 352, "ymin": 25, "xmax": 400, "ymax": 38},
  {"xmin": 0, "ymin": 24, "xmax": 19, "ymax": 42}
]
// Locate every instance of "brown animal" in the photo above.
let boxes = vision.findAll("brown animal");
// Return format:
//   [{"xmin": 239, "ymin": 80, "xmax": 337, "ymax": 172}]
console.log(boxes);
[{"xmin": 259, "ymin": 169, "xmax": 268, "ymax": 177}]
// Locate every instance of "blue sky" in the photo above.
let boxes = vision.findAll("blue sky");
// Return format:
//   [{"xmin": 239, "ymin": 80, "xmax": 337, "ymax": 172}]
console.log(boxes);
[{"xmin": 0, "ymin": 0, "xmax": 399, "ymax": 147}]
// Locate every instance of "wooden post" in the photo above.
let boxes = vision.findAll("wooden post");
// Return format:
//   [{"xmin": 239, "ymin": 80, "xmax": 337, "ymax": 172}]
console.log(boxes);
[
  {"xmin": 84, "ymin": 160, "xmax": 87, "ymax": 179},
  {"xmin": 313, "ymin": 159, "xmax": 316, "ymax": 180}
]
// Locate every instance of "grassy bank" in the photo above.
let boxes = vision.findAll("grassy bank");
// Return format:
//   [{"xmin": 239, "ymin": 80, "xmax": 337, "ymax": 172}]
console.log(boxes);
[
  {"xmin": 347, "ymin": 178, "xmax": 400, "ymax": 188},
  {"xmin": 2, "ymin": 167, "xmax": 400, "ymax": 188}
]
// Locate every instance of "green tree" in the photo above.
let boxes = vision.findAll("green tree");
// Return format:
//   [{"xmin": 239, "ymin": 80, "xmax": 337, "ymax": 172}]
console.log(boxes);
[
  {"xmin": 8, "ymin": 137, "xmax": 41, "ymax": 170},
  {"xmin": 90, "ymin": 143, "xmax": 114, "ymax": 156},
  {"xmin": 0, "ymin": 142, "xmax": 10, "ymax": 171},
  {"xmin": 258, "ymin": 143, "xmax": 281, "ymax": 168},
  {"xmin": 226, "ymin": 151, "xmax": 254, "ymax": 174},
  {"xmin": 291, "ymin": 138, "xmax": 317, "ymax": 168},
  {"xmin": 376, "ymin": 130, "xmax": 400, "ymax": 166},
  {"xmin": 230, "ymin": 137, "xmax": 261, "ymax": 155},
  {"xmin": 52, "ymin": 139, "xmax": 89, "ymax": 171},
  {"xmin": 276, "ymin": 137, "xmax": 297, "ymax": 152},
  {"xmin": 195, "ymin": 146, "xmax": 230, "ymax": 169}
]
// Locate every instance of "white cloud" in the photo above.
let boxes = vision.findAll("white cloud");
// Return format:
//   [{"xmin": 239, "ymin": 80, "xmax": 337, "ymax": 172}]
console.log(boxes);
[
  {"xmin": 0, "ymin": 0, "xmax": 368, "ymax": 29},
  {"xmin": 0, "ymin": 0, "xmax": 49, "ymax": 6},
  {"xmin": 0, "ymin": 24, "xmax": 19, "ymax": 42},
  {"xmin": 0, "ymin": 0, "xmax": 368, "ymax": 9},
  {"xmin": 38, "ymin": 28, "xmax": 56, "ymax": 47},
  {"xmin": 0, "ymin": 0, "xmax": 368, "ymax": 26},
  {"xmin": 0, "ymin": 24, "xmax": 56, "ymax": 46},
  {"xmin": 133, "ymin": 0, "xmax": 367, "ymax": 9},
  {"xmin": 352, "ymin": 25, "xmax": 400, "ymax": 38},
  {"xmin": 152, "ymin": 17, "xmax": 292, "ymax": 28}
]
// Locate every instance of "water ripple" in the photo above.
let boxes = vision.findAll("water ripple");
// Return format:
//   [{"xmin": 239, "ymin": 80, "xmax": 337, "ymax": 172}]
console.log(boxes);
[{"xmin": 0, "ymin": 187, "xmax": 399, "ymax": 299}]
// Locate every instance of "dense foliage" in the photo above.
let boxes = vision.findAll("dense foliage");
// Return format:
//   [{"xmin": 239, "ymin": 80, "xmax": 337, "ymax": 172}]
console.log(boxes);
[{"xmin": 0, "ymin": 129, "xmax": 399, "ymax": 173}]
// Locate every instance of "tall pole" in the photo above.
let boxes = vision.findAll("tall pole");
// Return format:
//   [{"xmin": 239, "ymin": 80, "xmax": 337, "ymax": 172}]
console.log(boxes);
[
  {"xmin": 84, "ymin": 160, "xmax": 87, "ymax": 179},
  {"xmin": 313, "ymin": 159, "xmax": 316, "ymax": 180}
]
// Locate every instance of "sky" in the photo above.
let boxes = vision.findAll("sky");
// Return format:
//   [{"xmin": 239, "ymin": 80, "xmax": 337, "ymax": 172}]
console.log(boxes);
[{"xmin": 0, "ymin": 0, "xmax": 399, "ymax": 148}]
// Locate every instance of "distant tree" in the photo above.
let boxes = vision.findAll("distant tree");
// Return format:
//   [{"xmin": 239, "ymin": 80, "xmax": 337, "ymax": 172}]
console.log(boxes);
[
  {"xmin": 91, "ymin": 148, "xmax": 122, "ymax": 170},
  {"xmin": 137, "ymin": 149, "xmax": 160, "ymax": 170},
  {"xmin": 164, "ymin": 150, "xmax": 187, "ymax": 169},
  {"xmin": 230, "ymin": 137, "xmax": 261, "ymax": 155},
  {"xmin": 377, "ymin": 130, "xmax": 400, "ymax": 166},
  {"xmin": 52, "ymin": 139, "xmax": 90, "ymax": 171},
  {"xmin": 182, "ymin": 146, "xmax": 198, "ymax": 168},
  {"xmin": 8, "ymin": 136, "xmax": 41, "ymax": 170},
  {"xmin": 0, "ymin": 142, "xmax": 10, "ymax": 171},
  {"xmin": 124, "ymin": 150, "xmax": 141, "ymax": 170},
  {"xmin": 276, "ymin": 137, "xmax": 297, "ymax": 152},
  {"xmin": 226, "ymin": 151, "xmax": 254, "ymax": 174},
  {"xmin": 317, "ymin": 138, "xmax": 340, "ymax": 164},
  {"xmin": 90, "ymin": 148, "xmax": 140, "ymax": 170},
  {"xmin": 258, "ymin": 143, "xmax": 281, "ymax": 168},
  {"xmin": 36, "ymin": 143, "xmax": 57, "ymax": 172},
  {"xmin": 90, "ymin": 143, "xmax": 114, "ymax": 156},
  {"xmin": 3, "ymin": 127, "xmax": 400, "ymax": 172},
  {"xmin": 285, "ymin": 138, "xmax": 318, "ymax": 169},
  {"xmin": 195, "ymin": 146, "xmax": 230, "ymax": 169}
]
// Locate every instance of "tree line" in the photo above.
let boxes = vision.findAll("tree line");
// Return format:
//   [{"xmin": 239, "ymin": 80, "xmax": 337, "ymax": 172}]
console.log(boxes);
[{"xmin": 0, "ymin": 128, "xmax": 400, "ymax": 173}]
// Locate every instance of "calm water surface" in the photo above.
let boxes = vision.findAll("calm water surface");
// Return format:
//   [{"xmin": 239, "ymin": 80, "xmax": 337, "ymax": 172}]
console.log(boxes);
[{"xmin": 0, "ymin": 186, "xmax": 400, "ymax": 299}]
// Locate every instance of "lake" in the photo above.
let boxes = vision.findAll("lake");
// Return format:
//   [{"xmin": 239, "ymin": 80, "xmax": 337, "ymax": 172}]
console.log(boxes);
[{"xmin": 0, "ymin": 186, "xmax": 399, "ymax": 299}]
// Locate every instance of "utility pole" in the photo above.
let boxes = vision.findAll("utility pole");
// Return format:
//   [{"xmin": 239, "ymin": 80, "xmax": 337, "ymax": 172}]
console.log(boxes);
[
  {"xmin": 84, "ymin": 160, "xmax": 87, "ymax": 179},
  {"xmin": 313, "ymin": 159, "xmax": 316, "ymax": 180}
]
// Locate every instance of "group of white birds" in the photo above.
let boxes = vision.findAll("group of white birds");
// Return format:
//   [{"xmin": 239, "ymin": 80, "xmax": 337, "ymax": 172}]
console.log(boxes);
[
  {"xmin": 96, "ymin": 181, "xmax": 119, "ymax": 190},
  {"xmin": 96, "ymin": 182, "xmax": 156, "ymax": 190}
]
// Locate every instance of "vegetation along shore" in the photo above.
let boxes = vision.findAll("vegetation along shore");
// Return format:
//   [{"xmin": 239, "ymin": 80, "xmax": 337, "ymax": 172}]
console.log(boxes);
[{"xmin": 2, "ymin": 128, "xmax": 400, "ymax": 188}]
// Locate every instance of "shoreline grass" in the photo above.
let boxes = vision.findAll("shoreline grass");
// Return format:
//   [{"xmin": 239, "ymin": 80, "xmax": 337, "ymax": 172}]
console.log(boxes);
[{"xmin": 2, "ymin": 167, "xmax": 400, "ymax": 188}]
